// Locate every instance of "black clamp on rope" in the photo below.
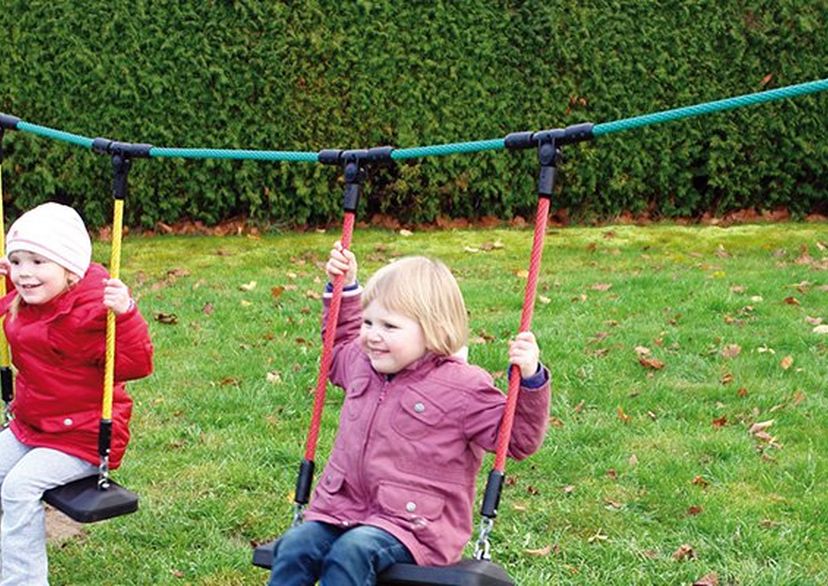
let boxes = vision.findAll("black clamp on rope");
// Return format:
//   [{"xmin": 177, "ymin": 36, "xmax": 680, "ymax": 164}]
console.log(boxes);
[
  {"xmin": 319, "ymin": 146, "xmax": 395, "ymax": 212},
  {"xmin": 480, "ymin": 470, "xmax": 505, "ymax": 519},
  {"xmin": 505, "ymin": 122, "xmax": 594, "ymax": 197},
  {"xmin": 0, "ymin": 114, "xmax": 21, "ymax": 163},
  {"xmin": 295, "ymin": 459, "xmax": 315, "ymax": 506},
  {"xmin": 92, "ymin": 138, "xmax": 153, "ymax": 201},
  {"xmin": 0, "ymin": 113, "xmax": 20, "ymax": 131}
]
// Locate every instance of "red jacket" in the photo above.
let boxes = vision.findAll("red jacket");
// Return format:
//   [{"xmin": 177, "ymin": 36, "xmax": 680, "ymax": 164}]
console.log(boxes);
[
  {"xmin": 0, "ymin": 263, "xmax": 153, "ymax": 468},
  {"xmin": 304, "ymin": 292, "xmax": 550, "ymax": 566}
]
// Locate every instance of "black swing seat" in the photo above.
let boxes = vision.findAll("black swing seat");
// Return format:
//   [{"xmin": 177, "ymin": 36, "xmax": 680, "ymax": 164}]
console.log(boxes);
[
  {"xmin": 43, "ymin": 474, "xmax": 138, "ymax": 523},
  {"xmin": 253, "ymin": 539, "xmax": 514, "ymax": 585}
]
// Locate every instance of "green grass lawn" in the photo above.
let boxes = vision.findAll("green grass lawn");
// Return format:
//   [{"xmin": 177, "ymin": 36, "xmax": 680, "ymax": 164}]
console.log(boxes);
[{"xmin": 48, "ymin": 222, "xmax": 827, "ymax": 585}]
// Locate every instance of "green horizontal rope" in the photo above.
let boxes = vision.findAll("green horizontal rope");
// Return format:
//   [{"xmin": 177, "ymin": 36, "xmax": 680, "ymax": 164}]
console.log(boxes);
[
  {"xmin": 16, "ymin": 121, "xmax": 94, "ymax": 149},
  {"xmin": 391, "ymin": 138, "xmax": 505, "ymax": 161},
  {"xmin": 5, "ymin": 78, "xmax": 828, "ymax": 160},
  {"xmin": 594, "ymin": 78, "xmax": 828, "ymax": 137},
  {"xmin": 148, "ymin": 147, "xmax": 318, "ymax": 162}
]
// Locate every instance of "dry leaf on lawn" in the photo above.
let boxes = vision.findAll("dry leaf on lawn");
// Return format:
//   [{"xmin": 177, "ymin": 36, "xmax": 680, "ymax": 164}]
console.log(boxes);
[
  {"xmin": 639, "ymin": 357, "xmax": 665, "ymax": 370},
  {"xmin": 693, "ymin": 572, "xmax": 719, "ymax": 586},
  {"xmin": 721, "ymin": 344, "xmax": 741, "ymax": 358},
  {"xmin": 672, "ymin": 544, "xmax": 696, "ymax": 560},
  {"xmin": 749, "ymin": 420, "xmax": 774, "ymax": 435},
  {"xmin": 524, "ymin": 545, "xmax": 553, "ymax": 557}
]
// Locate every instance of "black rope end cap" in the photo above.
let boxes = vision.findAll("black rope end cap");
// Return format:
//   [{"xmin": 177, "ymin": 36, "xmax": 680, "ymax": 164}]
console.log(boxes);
[
  {"xmin": 318, "ymin": 149, "xmax": 343, "ymax": 165},
  {"xmin": 0, "ymin": 114, "xmax": 20, "ymax": 131}
]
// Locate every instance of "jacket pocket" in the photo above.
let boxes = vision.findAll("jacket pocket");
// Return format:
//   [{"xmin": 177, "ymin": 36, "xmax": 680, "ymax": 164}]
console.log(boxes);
[
  {"xmin": 311, "ymin": 462, "xmax": 348, "ymax": 510},
  {"xmin": 390, "ymin": 388, "xmax": 445, "ymax": 440},
  {"xmin": 377, "ymin": 481, "xmax": 445, "ymax": 524}
]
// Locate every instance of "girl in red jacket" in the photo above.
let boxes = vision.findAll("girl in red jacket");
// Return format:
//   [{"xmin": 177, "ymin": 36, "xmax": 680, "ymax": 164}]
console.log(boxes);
[
  {"xmin": 0, "ymin": 202, "xmax": 153, "ymax": 585},
  {"xmin": 269, "ymin": 242, "xmax": 550, "ymax": 586}
]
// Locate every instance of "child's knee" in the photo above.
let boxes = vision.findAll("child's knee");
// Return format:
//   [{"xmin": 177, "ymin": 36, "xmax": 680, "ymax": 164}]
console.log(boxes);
[{"xmin": 1, "ymin": 468, "xmax": 42, "ymax": 503}]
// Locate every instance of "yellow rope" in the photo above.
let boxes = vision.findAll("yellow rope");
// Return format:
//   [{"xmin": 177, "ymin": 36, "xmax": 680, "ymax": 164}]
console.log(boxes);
[
  {"xmin": 0, "ymin": 165, "xmax": 9, "ymax": 368},
  {"xmin": 102, "ymin": 199, "xmax": 123, "ymax": 420}
]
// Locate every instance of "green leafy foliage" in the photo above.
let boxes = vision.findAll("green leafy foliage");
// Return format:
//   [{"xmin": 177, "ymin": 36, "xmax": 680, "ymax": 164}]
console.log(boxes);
[{"xmin": 0, "ymin": 1, "xmax": 826, "ymax": 228}]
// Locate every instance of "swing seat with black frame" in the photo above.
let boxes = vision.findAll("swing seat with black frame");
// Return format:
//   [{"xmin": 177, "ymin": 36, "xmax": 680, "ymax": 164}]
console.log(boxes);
[
  {"xmin": 251, "ymin": 141, "xmax": 572, "ymax": 585},
  {"xmin": 253, "ymin": 537, "xmax": 514, "ymax": 585},
  {"xmin": 0, "ymin": 123, "xmax": 150, "ymax": 524}
]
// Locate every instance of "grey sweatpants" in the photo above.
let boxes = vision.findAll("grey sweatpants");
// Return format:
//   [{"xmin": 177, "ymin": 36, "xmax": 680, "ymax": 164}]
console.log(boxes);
[{"xmin": 0, "ymin": 428, "xmax": 96, "ymax": 586}]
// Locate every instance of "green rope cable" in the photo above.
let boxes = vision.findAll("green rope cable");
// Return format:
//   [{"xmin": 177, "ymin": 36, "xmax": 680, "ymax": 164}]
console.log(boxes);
[
  {"xmin": 16, "ymin": 121, "xmax": 94, "ymax": 149},
  {"xmin": 5, "ymin": 77, "xmax": 827, "ymax": 159},
  {"xmin": 149, "ymin": 147, "xmax": 318, "ymax": 162},
  {"xmin": 593, "ymin": 78, "xmax": 828, "ymax": 137},
  {"xmin": 391, "ymin": 138, "xmax": 506, "ymax": 161}
]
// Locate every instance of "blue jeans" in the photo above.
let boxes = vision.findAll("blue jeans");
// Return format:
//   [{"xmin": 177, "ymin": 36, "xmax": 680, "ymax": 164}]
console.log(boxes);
[{"xmin": 268, "ymin": 521, "xmax": 414, "ymax": 586}]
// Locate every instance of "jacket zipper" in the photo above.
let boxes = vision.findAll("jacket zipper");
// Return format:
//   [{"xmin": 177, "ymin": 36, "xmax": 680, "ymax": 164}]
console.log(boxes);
[{"xmin": 357, "ymin": 377, "xmax": 390, "ymax": 498}]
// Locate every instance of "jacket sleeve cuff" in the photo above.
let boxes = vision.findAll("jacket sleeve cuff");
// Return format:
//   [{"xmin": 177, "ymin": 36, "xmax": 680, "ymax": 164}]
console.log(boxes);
[
  {"xmin": 520, "ymin": 364, "xmax": 549, "ymax": 390},
  {"xmin": 324, "ymin": 281, "xmax": 361, "ymax": 298}
]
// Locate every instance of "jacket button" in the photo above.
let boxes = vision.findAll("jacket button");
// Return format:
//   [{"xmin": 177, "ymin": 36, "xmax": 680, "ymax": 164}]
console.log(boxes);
[
  {"xmin": 63, "ymin": 418, "xmax": 73, "ymax": 426},
  {"xmin": 406, "ymin": 501, "xmax": 417, "ymax": 512},
  {"xmin": 413, "ymin": 402, "xmax": 425, "ymax": 413}
]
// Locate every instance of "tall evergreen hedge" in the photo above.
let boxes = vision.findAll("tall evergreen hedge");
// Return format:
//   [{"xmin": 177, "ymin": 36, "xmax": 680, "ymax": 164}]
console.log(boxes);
[{"xmin": 1, "ymin": 1, "xmax": 826, "ymax": 228}]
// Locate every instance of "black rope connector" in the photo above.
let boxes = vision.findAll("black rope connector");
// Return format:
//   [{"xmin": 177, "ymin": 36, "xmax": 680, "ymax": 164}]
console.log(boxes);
[
  {"xmin": 1, "ymin": 367, "xmax": 13, "ymax": 406},
  {"xmin": 318, "ymin": 146, "xmax": 395, "ymax": 212},
  {"xmin": 505, "ymin": 123, "xmax": 594, "ymax": 197},
  {"xmin": 295, "ymin": 459, "xmax": 316, "ymax": 505},
  {"xmin": 480, "ymin": 470, "xmax": 505, "ymax": 519},
  {"xmin": 0, "ymin": 114, "xmax": 20, "ymax": 131},
  {"xmin": 91, "ymin": 138, "xmax": 153, "ymax": 159},
  {"xmin": 98, "ymin": 419, "xmax": 113, "ymax": 460},
  {"xmin": 92, "ymin": 138, "xmax": 153, "ymax": 201},
  {"xmin": 504, "ymin": 122, "xmax": 594, "ymax": 151},
  {"xmin": 0, "ymin": 114, "xmax": 19, "ymax": 163}
]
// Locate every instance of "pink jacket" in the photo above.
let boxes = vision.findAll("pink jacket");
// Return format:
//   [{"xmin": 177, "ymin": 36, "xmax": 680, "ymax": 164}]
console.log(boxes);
[
  {"xmin": 0, "ymin": 263, "xmax": 154, "ymax": 468},
  {"xmin": 304, "ymin": 292, "xmax": 550, "ymax": 566}
]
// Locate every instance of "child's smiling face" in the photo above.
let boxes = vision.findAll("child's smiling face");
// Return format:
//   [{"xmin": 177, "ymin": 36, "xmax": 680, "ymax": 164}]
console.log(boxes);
[
  {"xmin": 9, "ymin": 250, "xmax": 74, "ymax": 305},
  {"xmin": 360, "ymin": 300, "xmax": 427, "ymax": 374}
]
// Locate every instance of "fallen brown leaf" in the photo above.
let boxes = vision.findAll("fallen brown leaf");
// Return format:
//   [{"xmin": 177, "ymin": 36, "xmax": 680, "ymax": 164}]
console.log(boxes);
[
  {"xmin": 687, "ymin": 505, "xmax": 703, "ymax": 516},
  {"xmin": 721, "ymin": 344, "xmax": 741, "ymax": 358},
  {"xmin": 693, "ymin": 572, "xmax": 719, "ymax": 586},
  {"xmin": 154, "ymin": 312, "xmax": 179, "ymax": 325},
  {"xmin": 672, "ymin": 543, "xmax": 696, "ymax": 561},
  {"xmin": 524, "ymin": 545, "xmax": 553, "ymax": 557},
  {"xmin": 639, "ymin": 357, "xmax": 665, "ymax": 370},
  {"xmin": 617, "ymin": 406, "xmax": 631, "ymax": 424},
  {"xmin": 691, "ymin": 475, "xmax": 710, "ymax": 488},
  {"xmin": 749, "ymin": 420, "xmax": 774, "ymax": 434},
  {"xmin": 780, "ymin": 355, "xmax": 794, "ymax": 370}
]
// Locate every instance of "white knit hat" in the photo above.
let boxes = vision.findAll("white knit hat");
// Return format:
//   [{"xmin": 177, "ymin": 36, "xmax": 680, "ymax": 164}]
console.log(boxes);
[{"xmin": 6, "ymin": 203, "xmax": 92, "ymax": 277}]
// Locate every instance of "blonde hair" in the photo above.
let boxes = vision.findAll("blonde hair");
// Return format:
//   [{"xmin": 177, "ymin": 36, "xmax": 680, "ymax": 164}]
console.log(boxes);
[{"xmin": 362, "ymin": 256, "xmax": 468, "ymax": 356}]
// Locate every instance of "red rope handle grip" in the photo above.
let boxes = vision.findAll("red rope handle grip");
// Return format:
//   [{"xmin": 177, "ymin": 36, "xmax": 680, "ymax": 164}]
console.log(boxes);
[
  {"xmin": 493, "ymin": 196, "xmax": 550, "ymax": 472},
  {"xmin": 304, "ymin": 211, "xmax": 356, "ymax": 461}
]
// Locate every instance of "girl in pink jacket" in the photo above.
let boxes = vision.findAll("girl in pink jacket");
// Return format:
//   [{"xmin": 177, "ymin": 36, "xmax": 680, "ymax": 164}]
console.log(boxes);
[
  {"xmin": 269, "ymin": 242, "xmax": 550, "ymax": 586},
  {"xmin": 0, "ymin": 202, "xmax": 153, "ymax": 585}
]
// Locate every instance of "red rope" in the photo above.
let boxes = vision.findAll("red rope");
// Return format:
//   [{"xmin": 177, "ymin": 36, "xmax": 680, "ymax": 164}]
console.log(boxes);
[
  {"xmin": 493, "ymin": 196, "xmax": 550, "ymax": 472},
  {"xmin": 304, "ymin": 211, "xmax": 356, "ymax": 461}
]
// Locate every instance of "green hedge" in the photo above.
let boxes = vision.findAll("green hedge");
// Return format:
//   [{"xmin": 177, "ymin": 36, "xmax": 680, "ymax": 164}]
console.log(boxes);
[{"xmin": 1, "ymin": 1, "xmax": 826, "ymax": 228}]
